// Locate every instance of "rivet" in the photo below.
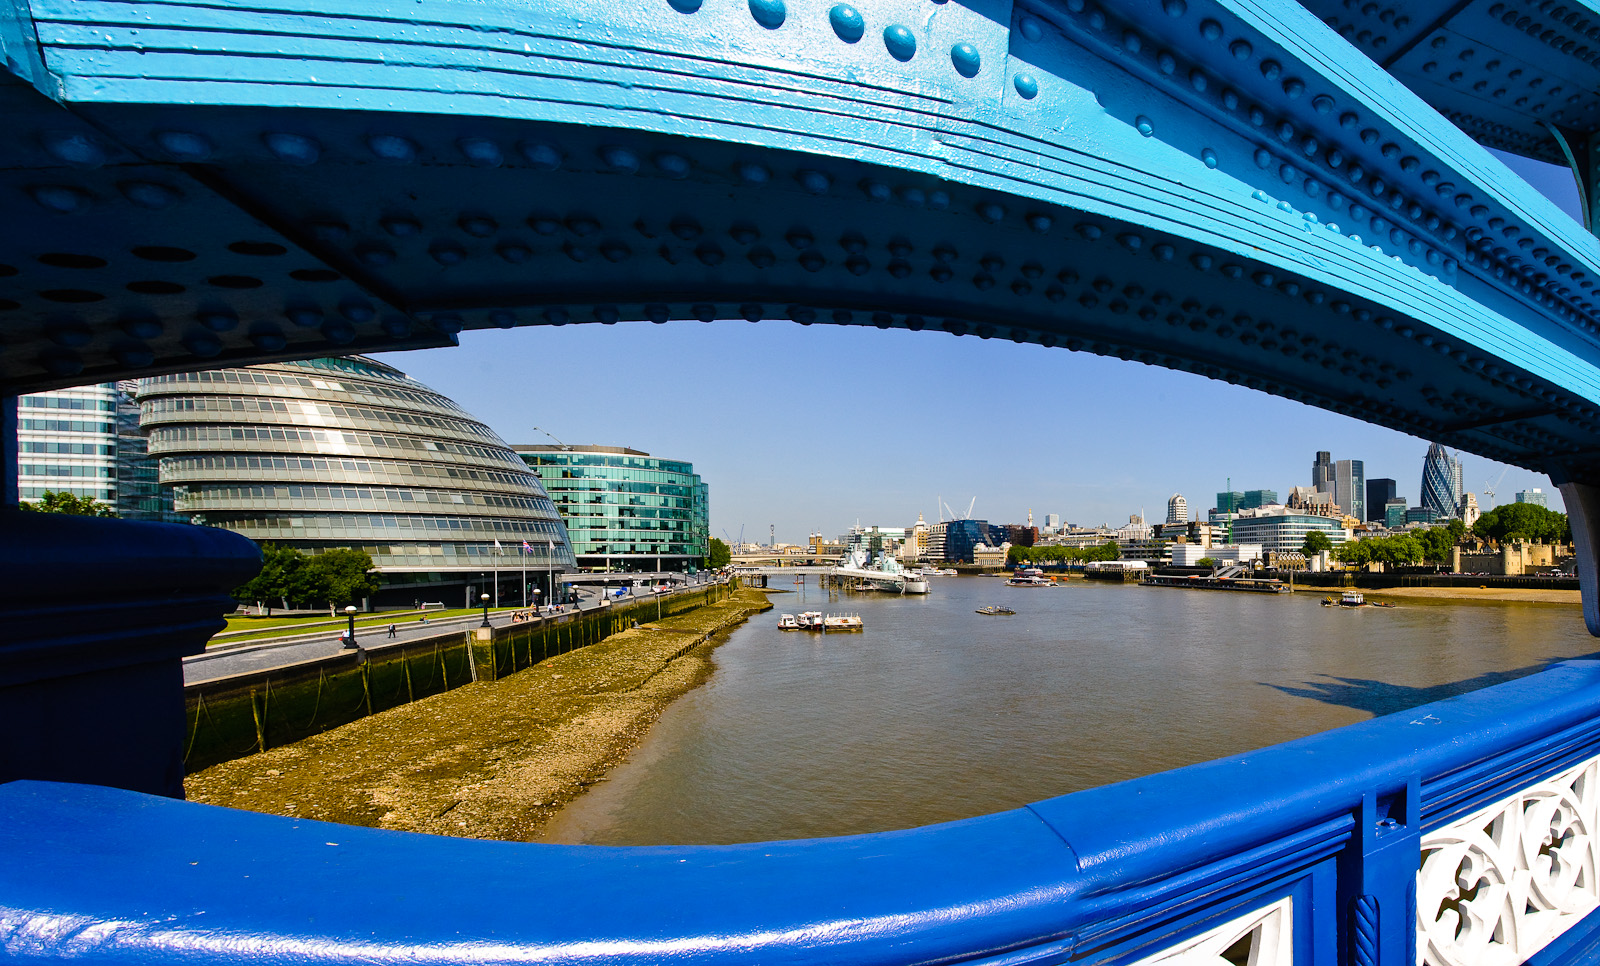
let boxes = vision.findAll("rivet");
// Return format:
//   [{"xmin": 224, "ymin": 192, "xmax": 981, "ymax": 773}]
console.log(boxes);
[
  {"xmin": 884, "ymin": 24, "xmax": 917, "ymax": 61},
  {"xmin": 366, "ymin": 135, "xmax": 419, "ymax": 164},
  {"xmin": 1312, "ymin": 94, "xmax": 1334, "ymax": 113},
  {"xmin": 382, "ymin": 215, "xmax": 422, "ymax": 237},
  {"xmin": 264, "ymin": 132, "xmax": 321, "ymax": 165},
  {"xmin": 1118, "ymin": 233, "xmax": 1143, "ymax": 251},
  {"xmin": 740, "ymin": 303, "xmax": 763, "ymax": 322},
  {"xmin": 357, "ymin": 246, "xmax": 395, "ymax": 266},
  {"xmin": 951, "ymin": 43, "xmax": 981, "ymax": 77},
  {"xmin": 749, "ymin": 0, "xmax": 786, "ymax": 29},
  {"xmin": 120, "ymin": 317, "xmax": 164, "ymax": 339},
  {"xmin": 1136, "ymin": 115, "xmax": 1155, "ymax": 137},
  {"xmin": 599, "ymin": 146, "xmax": 640, "ymax": 173},
  {"xmin": 119, "ymin": 181, "xmax": 181, "ymax": 209},
  {"xmin": 1230, "ymin": 39, "xmax": 1252, "ymax": 59},
  {"xmin": 457, "ymin": 137, "xmax": 503, "ymax": 167},
  {"xmin": 654, "ymin": 152, "xmax": 691, "ymax": 178},
  {"xmin": 647, "ymin": 303, "xmax": 671, "ymax": 323},
  {"xmin": 42, "ymin": 132, "xmax": 106, "ymax": 168},
  {"xmin": 861, "ymin": 180, "xmax": 892, "ymax": 202},
  {"xmin": 1014, "ymin": 73, "xmax": 1039, "ymax": 98},
  {"xmin": 28, "ymin": 185, "xmax": 91, "ymax": 213},
  {"xmin": 340, "ymin": 299, "xmax": 376, "ymax": 322},
  {"xmin": 737, "ymin": 162, "xmax": 771, "ymax": 184},
  {"xmin": 830, "ymin": 4, "xmax": 865, "ymax": 42},
  {"xmin": 321, "ymin": 320, "xmax": 356, "ymax": 344},
  {"xmin": 184, "ymin": 333, "xmax": 224, "ymax": 357},
  {"xmin": 1201, "ymin": 147, "xmax": 1218, "ymax": 168},
  {"xmin": 156, "ymin": 131, "xmax": 213, "ymax": 161},
  {"xmin": 1200, "ymin": 19, "xmax": 1222, "ymax": 40},
  {"xmin": 518, "ymin": 141, "xmax": 563, "ymax": 170},
  {"xmin": 1076, "ymin": 222, "xmax": 1102, "ymax": 240},
  {"xmin": 540, "ymin": 309, "xmax": 567, "ymax": 327},
  {"xmin": 978, "ymin": 202, "xmax": 1005, "ymax": 223},
  {"xmin": 667, "ymin": 0, "xmax": 702, "ymax": 11},
  {"xmin": 286, "ymin": 305, "xmax": 324, "ymax": 328},
  {"xmin": 199, "ymin": 310, "xmax": 239, "ymax": 332},
  {"xmin": 595, "ymin": 305, "xmax": 620, "ymax": 324},
  {"xmin": 114, "ymin": 346, "xmax": 155, "ymax": 368},
  {"xmin": 381, "ymin": 317, "xmax": 413, "ymax": 338},
  {"xmin": 1162, "ymin": 0, "xmax": 1186, "ymax": 15},
  {"xmin": 694, "ymin": 303, "xmax": 717, "ymax": 323},
  {"xmin": 796, "ymin": 169, "xmax": 832, "ymax": 195},
  {"xmin": 1026, "ymin": 213, "xmax": 1052, "ymax": 233},
  {"xmin": 459, "ymin": 215, "xmax": 498, "ymax": 237},
  {"xmin": 1019, "ymin": 16, "xmax": 1043, "ymax": 42}
]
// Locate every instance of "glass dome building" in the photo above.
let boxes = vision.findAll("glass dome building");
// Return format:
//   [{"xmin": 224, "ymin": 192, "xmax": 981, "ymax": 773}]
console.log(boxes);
[{"xmin": 136, "ymin": 356, "xmax": 574, "ymax": 607}]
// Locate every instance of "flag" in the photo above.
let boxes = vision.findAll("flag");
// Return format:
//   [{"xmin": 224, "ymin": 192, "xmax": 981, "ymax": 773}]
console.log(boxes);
[
  {"xmin": 522, "ymin": 540, "xmax": 532, "ymax": 554},
  {"xmin": 494, "ymin": 539, "xmax": 502, "ymax": 551}
]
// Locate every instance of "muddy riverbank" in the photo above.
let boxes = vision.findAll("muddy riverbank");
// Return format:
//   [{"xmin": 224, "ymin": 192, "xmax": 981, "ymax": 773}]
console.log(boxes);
[{"xmin": 184, "ymin": 586, "xmax": 773, "ymax": 840}]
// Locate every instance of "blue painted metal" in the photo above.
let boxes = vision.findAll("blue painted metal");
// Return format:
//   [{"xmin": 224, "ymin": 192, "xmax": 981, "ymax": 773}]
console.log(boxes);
[
  {"xmin": 0, "ymin": 0, "xmax": 1596, "ymax": 485},
  {"xmin": 8, "ymin": 659, "xmax": 1600, "ymax": 964},
  {"xmin": 0, "ymin": 510, "xmax": 259, "ymax": 795},
  {"xmin": 6, "ymin": 2, "xmax": 1600, "ymax": 962}
]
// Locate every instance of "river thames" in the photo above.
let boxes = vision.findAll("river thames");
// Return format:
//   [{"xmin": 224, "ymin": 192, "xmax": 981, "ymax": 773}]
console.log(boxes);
[{"xmin": 543, "ymin": 577, "xmax": 1597, "ymax": 846}]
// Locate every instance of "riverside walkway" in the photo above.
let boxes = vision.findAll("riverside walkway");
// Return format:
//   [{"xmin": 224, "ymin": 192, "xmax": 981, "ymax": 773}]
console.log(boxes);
[{"xmin": 4, "ymin": 0, "xmax": 1600, "ymax": 964}]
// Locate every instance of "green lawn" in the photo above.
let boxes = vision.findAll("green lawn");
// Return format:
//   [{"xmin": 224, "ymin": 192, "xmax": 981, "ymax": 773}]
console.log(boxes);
[{"xmin": 214, "ymin": 606, "xmax": 528, "ymax": 646}]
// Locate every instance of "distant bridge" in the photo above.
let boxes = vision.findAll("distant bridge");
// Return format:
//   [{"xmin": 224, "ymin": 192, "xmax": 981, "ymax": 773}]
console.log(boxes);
[{"xmin": 6, "ymin": 0, "xmax": 1600, "ymax": 963}]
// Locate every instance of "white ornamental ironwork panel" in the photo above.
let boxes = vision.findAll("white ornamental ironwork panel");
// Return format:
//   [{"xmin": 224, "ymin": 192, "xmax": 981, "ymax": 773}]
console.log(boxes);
[
  {"xmin": 1418, "ymin": 756, "xmax": 1600, "ymax": 966},
  {"xmin": 1131, "ymin": 897, "xmax": 1293, "ymax": 966}
]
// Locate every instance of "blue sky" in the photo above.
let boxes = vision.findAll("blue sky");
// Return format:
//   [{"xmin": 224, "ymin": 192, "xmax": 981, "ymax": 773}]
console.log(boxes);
[{"xmin": 380, "ymin": 152, "xmax": 1584, "ymax": 544}]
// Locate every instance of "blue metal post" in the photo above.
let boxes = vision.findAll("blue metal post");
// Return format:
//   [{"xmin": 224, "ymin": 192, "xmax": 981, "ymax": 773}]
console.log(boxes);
[{"xmin": 2, "ymin": 395, "xmax": 16, "ymax": 508}]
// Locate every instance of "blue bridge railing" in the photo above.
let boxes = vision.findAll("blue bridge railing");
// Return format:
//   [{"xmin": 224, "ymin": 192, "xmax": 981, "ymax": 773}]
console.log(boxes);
[{"xmin": 7, "ymin": 655, "xmax": 1600, "ymax": 965}]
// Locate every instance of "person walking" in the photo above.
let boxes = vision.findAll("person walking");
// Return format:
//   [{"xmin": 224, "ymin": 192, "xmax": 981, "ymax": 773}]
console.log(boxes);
[{"xmin": 387, "ymin": 623, "xmax": 397, "ymax": 639}]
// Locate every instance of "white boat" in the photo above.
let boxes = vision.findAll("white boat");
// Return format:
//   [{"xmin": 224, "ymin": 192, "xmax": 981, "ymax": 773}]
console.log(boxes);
[
  {"xmin": 795, "ymin": 611, "xmax": 825, "ymax": 630},
  {"xmin": 777, "ymin": 613, "xmax": 801, "ymax": 630},
  {"xmin": 832, "ymin": 531, "xmax": 930, "ymax": 594},
  {"xmin": 823, "ymin": 613, "xmax": 863, "ymax": 631},
  {"xmin": 1005, "ymin": 568, "xmax": 1054, "ymax": 587}
]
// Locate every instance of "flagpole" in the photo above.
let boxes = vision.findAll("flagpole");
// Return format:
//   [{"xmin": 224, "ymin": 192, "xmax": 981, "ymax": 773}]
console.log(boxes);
[
  {"xmin": 548, "ymin": 539, "xmax": 555, "ymax": 611},
  {"xmin": 522, "ymin": 545, "xmax": 528, "ymax": 609},
  {"xmin": 494, "ymin": 541, "xmax": 500, "ymax": 608}
]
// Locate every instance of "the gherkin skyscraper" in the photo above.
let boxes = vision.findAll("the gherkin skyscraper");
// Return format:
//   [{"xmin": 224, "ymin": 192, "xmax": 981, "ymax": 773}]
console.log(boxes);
[{"xmin": 1420, "ymin": 443, "xmax": 1463, "ymax": 521}]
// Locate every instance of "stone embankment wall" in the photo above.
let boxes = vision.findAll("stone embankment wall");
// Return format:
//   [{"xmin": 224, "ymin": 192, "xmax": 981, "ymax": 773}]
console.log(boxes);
[{"xmin": 183, "ymin": 583, "xmax": 738, "ymax": 772}]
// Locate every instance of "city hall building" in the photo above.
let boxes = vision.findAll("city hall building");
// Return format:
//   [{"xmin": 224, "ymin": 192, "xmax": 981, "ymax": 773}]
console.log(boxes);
[
  {"xmin": 136, "ymin": 356, "xmax": 574, "ymax": 607},
  {"xmin": 514, "ymin": 445, "xmax": 708, "ymax": 573}
]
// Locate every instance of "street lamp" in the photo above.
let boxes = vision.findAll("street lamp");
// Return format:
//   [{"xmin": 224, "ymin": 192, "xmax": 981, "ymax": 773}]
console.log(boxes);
[
  {"xmin": 531, "ymin": 587, "xmax": 541, "ymax": 614},
  {"xmin": 480, "ymin": 592, "xmax": 491, "ymax": 628},
  {"xmin": 343, "ymin": 605, "xmax": 358, "ymax": 648}
]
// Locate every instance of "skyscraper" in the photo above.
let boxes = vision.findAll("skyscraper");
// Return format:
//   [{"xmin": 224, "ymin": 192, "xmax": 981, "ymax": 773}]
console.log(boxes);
[
  {"xmin": 1421, "ymin": 443, "xmax": 1463, "ymax": 520},
  {"xmin": 1334, "ymin": 459, "xmax": 1365, "ymax": 522},
  {"xmin": 1312, "ymin": 451, "xmax": 1334, "ymax": 495},
  {"xmin": 1365, "ymin": 478, "xmax": 1397, "ymax": 522},
  {"xmin": 1166, "ymin": 494, "xmax": 1188, "ymax": 525},
  {"xmin": 1516, "ymin": 488, "xmax": 1549, "ymax": 508}
]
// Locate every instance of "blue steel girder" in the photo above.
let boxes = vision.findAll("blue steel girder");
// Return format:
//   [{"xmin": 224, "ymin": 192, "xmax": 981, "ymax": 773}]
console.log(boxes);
[
  {"xmin": 3, "ymin": 0, "xmax": 1600, "ymax": 482},
  {"xmin": 1297, "ymin": 0, "xmax": 1600, "ymax": 168}
]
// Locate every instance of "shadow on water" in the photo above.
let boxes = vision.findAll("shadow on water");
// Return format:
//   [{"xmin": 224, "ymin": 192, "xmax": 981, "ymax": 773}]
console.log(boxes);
[{"xmin": 1265, "ymin": 656, "xmax": 1600, "ymax": 718}]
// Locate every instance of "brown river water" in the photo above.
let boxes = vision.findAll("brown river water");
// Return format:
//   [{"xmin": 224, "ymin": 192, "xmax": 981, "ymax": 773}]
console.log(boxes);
[{"xmin": 542, "ymin": 577, "xmax": 1597, "ymax": 846}]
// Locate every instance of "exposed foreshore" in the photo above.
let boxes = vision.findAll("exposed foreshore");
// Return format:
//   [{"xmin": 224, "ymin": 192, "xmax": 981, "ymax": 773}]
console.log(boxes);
[
  {"xmin": 1357, "ymin": 586, "xmax": 1581, "ymax": 604},
  {"xmin": 184, "ymin": 586, "xmax": 773, "ymax": 841}
]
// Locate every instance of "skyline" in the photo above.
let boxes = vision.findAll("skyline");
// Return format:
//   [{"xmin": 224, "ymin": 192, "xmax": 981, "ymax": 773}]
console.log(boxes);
[{"xmin": 377, "ymin": 150, "xmax": 1583, "ymax": 545}]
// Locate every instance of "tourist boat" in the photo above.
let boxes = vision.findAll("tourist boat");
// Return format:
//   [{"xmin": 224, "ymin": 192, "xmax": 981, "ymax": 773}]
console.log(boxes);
[
  {"xmin": 1005, "ymin": 568, "xmax": 1054, "ymax": 587},
  {"xmin": 791, "ymin": 611, "xmax": 825, "ymax": 630},
  {"xmin": 975, "ymin": 605, "xmax": 1016, "ymax": 616},
  {"xmin": 1321, "ymin": 592, "xmax": 1367, "ymax": 607},
  {"xmin": 833, "ymin": 532, "xmax": 930, "ymax": 594},
  {"xmin": 777, "ymin": 614, "xmax": 801, "ymax": 630}
]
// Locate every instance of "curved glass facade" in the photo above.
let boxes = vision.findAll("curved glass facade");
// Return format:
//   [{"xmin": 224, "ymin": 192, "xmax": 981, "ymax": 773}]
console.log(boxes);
[
  {"xmin": 515, "ymin": 446, "xmax": 708, "ymax": 571},
  {"xmin": 137, "ymin": 357, "xmax": 575, "ymax": 598}
]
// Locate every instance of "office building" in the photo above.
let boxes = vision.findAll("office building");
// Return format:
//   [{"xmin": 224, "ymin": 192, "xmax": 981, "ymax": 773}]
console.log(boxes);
[
  {"xmin": 1365, "ymin": 478, "xmax": 1397, "ymax": 522},
  {"xmin": 1312, "ymin": 451, "xmax": 1334, "ymax": 494},
  {"xmin": 1407, "ymin": 507, "xmax": 1442, "ymax": 525},
  {"xmin": 1516, "ymin": 488, "xmax": 1549, "ymax": 508},
  {"xmin": 1384, "ymin": 498, "xmax": 1409, "ymax": 529},
  {"xmin": 1421, "ymin": 443, "xmax": 1463, "ymax": 519},
  {"xmin": 1227, "ymin": 508, "xmax": 1350, "ymax": 554},
  {"xmin": 16, "ymin": 381, "xmax": 174, "ymax": 520},
  {"xmin": 517, "ymin": 445, "xmax": 709, "ymax": 572},
  {"xmin": 1043, "ymin": 513, "xmax": 1061, "ymax": 530},
  {"xmin": 941, "ymin": 520, "xmax": 993, "ymax": 564},
  {"xmin": 1166, "ymin": 494, "xmax": 1188, "ymax": 525},
  {"xmin": 1334, "ymin": 459, "xmax": 1365, "ymax": 524},
  {"xmin": 1216, "ymin": 491, "xmax": 1245, "ymax": 515},
  {"xmin": 137, "ymin": 356, "xmax": 574, "ymax": 606},
  {"xmin": 1242, "ymin": 490, "xmax": 1277, "ymax": 510}
]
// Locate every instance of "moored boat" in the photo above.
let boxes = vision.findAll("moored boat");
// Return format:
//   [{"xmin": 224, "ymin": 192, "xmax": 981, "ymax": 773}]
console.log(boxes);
[{"xmin": 976, "ymin": 605, "xmax": 1016, "ymax": 615}]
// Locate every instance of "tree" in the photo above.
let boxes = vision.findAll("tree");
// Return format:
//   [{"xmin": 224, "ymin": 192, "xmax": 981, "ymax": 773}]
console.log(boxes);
[
  {"xmin": 1473, "ymin": 504, "xmax": 1570, "ymax": 544},
  {"xmin": 1302, "ymin": 530, "xmax": 1333, "ymax": 556},
  {"xmin": 707, "ymin": 537, "xmax": 731, "ymax": 568},
  {"xmin": 234, "ymin": 543, "xmax": 308, "ymax": 614},
  {"xmin": 19, "ymin": 490, "xmax": 115, "ymax": 516},
  {"xmin": 305, "ymin": 548, "xmax": 379, "ymax": 607},
  {"xmin": 1196, "ymin": 557, "xmax": 1216, "ymax": 568}
]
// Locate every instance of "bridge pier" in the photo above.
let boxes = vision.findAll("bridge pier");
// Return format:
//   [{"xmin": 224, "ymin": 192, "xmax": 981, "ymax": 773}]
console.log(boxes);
[{"xmin": 1558, "ymin": 482, "xmax": 1600, "ymax": 638}]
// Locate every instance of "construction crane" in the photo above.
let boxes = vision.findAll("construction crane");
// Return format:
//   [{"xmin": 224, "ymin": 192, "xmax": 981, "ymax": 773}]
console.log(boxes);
[
  {"xmin": 1483, "ymin": 467, "xmax": 1509, "ymax": 505},
  {"xmin": 530, "ymin": 426, "xmax": 572, "ymax": 450}
]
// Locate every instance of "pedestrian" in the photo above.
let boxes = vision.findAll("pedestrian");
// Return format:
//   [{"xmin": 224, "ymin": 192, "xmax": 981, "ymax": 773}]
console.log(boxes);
[{"xmin": 387, "ymin": 623, "xmax": 397, "ymax": 638}]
